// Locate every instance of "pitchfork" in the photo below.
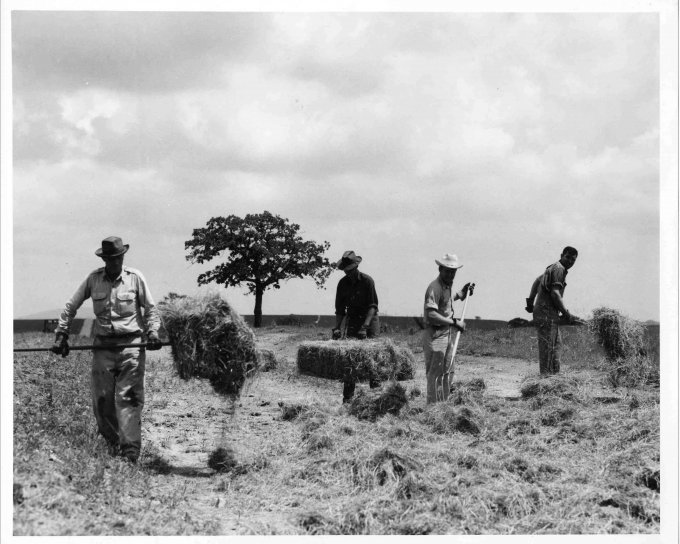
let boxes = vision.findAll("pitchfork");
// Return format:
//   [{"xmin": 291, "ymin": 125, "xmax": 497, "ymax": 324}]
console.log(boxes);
[{"xmin": 435, "ymin": 283, "xmax": 475, "ymax": 402}]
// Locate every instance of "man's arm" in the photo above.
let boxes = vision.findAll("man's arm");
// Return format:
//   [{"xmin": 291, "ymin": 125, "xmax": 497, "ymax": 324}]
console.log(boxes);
[
  {"xmin": 425, "ymin": 308, "xmax": 465, "ymax": 332},
  {"xmin": 525, "ymin": 276, "xmax": 541, "ymax": 313},
  {"xmin": 549, "ymin": 287, "xmax": 571, "ymax": 320},
  {"xmin": 55, "ymin": 278, "xmax": 90, "ymax": 336}
]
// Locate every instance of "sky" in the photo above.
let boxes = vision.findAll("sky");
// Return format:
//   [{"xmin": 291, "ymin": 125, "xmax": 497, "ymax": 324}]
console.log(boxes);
[{"xmin": 3, "ymin": 3, "xmax": 676, "ymax": 324}]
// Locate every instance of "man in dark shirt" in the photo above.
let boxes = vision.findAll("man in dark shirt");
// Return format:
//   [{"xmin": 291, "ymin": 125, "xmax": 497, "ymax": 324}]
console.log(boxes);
[
  {"xmin": 525, "ymin": 246, "xmax": 582, "ymax": 374},
  {"xmin": 331, "ymin": 250, "xmax": 380, "ymax": 402}
]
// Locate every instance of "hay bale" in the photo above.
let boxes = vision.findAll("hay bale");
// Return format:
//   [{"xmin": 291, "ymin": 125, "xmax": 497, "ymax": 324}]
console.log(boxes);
[
  {"xmin": 347, "ymin": 382, "xmax": 408, "ymax": 421},
  {"xmin": 158, "ymin": 292, "xmax": 259, "ymax": 396},
  {"xmin": 296, "ymin": 338, "xmax": 415, "ymax": 382},
  {"xmin": 589, "ymin": 307, "xmax": 645, "ymax": 360}
]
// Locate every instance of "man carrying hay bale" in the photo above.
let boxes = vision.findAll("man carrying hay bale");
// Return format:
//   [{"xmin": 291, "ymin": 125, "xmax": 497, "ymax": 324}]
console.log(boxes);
[
  {"xmin": 331, "ymin": 250, "xmax": 381, "ymax": 402},
  {"xmin": 51, "ymin": 237, "xmax": 162, "ymax": 463},
  {"xmin": 525, "ymin": 246, "xmax": 583, "ymax": 375},
  {"xmin": 422, "ymin": 253, "xmax": 473, "ymax": 404}
]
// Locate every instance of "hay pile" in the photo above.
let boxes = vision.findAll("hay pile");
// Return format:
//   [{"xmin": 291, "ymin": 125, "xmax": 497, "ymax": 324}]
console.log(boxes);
[
  {"xmin": 419, "ymin": 404, "xmax": 481, "ymax": 436},
  {"xmin": 589, "ymin": 307, "xmax": 645, "ymax": 360},
  {"xmin": 158, "ymin": 292, "xmax": 259, "ymax": 396},
  {"xmin": 297, "ymin": 338, "xmax": 415, "ymax": 382},
  {"xmin": 347, "ymin": 382, "xmax": 408, "ymax": 421}
]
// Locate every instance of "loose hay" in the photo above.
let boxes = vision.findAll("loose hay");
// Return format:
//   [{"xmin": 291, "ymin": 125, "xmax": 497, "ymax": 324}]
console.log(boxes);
[
  {"xmin": 520, "ymin": 374, "xmax": 580, "ymax": 401},
  {"xmin": 158, "ymin": 292, "xmax": 259, "ymax": 396},
  {"xmin": 589, "ymin": 307, "xmax": 645, "ymax": 360},
  {"xmin": 207, "ymin": 446, "xmax": 238, "ymax": 473},
  {"xmin": 347, "ymin": 382, "xmax": 408, "ymax": 421},
  {"xmin": 297, "ymin": 338, "xmax": 415, "ymax": 382},
  {"xmin": 419, "ymin": 404, "xmax": 481, "ymax": 436}
]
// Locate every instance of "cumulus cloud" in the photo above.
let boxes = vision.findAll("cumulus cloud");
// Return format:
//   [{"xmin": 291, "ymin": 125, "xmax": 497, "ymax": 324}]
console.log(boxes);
[{"xmin": 10, "ymin": 11, "xmax": 662, "ymax": 321}]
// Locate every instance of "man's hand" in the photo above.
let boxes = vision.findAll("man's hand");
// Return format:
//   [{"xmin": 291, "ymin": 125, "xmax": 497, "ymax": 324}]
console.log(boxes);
[
  {"xmin": 461, "ymin": 282, "xmax": 475, "ymax": 299},
  {"xmin": 331, "ymin": 328, "xmax": 342, "ymax": 340},
  {"xmin": 356, "ymin": 326, "xmax": 368, "ymax": 340},
  {"xmin": 453, "ymin": 319, "xmax": 466, "ymax": 333},
  {"xmin": 146, "ymin": 332, "xmax": 163, "ymax": 351},
  {"xmin": 525, "ymin": 297, "xmax": 534, "ymax": 314},
  {"xmin": 51, "ymin": 333, "xmax": 70, "ymax": 357}
]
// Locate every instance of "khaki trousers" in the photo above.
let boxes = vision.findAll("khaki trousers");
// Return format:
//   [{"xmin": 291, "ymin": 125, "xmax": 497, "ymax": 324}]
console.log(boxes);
[
  {"xmin": 91, "ymin": 335, "xmax": 146, "ymax": 456},
  {"xmin": 423, "ymin": 328, "xmax": 453, "ymax": 404}
]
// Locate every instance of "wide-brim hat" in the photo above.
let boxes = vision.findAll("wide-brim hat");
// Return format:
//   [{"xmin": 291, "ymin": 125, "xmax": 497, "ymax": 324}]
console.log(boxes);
[
  {"xmin": 95, "ymin": 236, "xmax": 129, "ymax": 257},
  {"xmin": 336, "ymin": 250, "xmax": 362, "ymax": 271},
  {"xmin": 435, "ymin": 253, "xmax": 463, "ymax": 269}
]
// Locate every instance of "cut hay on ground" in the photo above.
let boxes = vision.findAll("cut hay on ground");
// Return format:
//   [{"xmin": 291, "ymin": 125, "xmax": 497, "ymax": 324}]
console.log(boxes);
[
  {"xmin": 347, "ymin": 382, "xmax": 408, "ymax": 421},
  {"xmin": 158, "ymin": 292, "xmax": 259, "ymax": 396},
  {"xmin": 419, "ymin": 404, "xmax": 481, "ymax": 436},
  {"xmin": 296, "ymin": 338, "xmax": 415, "ymax": 382},
  {"xmin": 519, "ymin": 374, "xmax": 581, "ymax": 401},
  {"xmin": 589, "ymin": 307, "xmax": 645, "ymax": 360}
]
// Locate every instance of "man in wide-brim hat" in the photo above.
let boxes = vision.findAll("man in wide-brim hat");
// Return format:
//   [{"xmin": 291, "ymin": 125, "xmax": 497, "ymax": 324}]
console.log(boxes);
[
  {"xmin": 422, "ymin": 253, "xmax": 473, "ymax": 404},
  {"xmin": 331, "ymin": 250, "xmax": 381, "ymax": 402},
  {"xmin": 51, "ymin": 236, "xmax": 163, "ymax": 463}
]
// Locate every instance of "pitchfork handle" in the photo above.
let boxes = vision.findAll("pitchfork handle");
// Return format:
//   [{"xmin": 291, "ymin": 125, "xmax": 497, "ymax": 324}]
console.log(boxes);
[{"xmin": 13, "ymin": 342, "xmax": 172, "ymax": 352}]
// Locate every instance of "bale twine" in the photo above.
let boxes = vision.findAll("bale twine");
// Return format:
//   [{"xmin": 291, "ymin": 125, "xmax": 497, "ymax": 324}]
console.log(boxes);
[
  {"xmin": 158, "ymin": 292, "xmax": 259, "ymax": 397},
  {"xmin": 296, "ymin": 338, "xmax": 415, "ymax": 382},
  {"xmin": 347, "ymin": 382, "xmax": 408, "ymax": 421},
  {"xmin": 589, "ymin": 307, "xmax": 645, "ymax": 360}
]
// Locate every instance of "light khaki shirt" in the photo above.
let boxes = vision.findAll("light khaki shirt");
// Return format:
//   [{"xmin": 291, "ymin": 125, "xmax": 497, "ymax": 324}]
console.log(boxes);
[
  {"xmin": 56, "ymin": 266, "xmax": 160, "ymax": 338},
  {"xmin": 423, "ymin": 277, "xmax": 464, "ymax": 339}
]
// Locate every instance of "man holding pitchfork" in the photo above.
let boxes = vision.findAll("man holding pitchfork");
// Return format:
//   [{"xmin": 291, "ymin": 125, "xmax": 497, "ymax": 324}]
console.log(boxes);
[{"xmin": 422, "ymin": 253, "xmax": 474, "ymax": 404}]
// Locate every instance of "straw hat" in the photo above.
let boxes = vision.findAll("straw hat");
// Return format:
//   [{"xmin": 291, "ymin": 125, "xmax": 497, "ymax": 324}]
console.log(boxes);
[{"xmin": 435, "ymin": 253, "xmax": 463, "ymax": 269}]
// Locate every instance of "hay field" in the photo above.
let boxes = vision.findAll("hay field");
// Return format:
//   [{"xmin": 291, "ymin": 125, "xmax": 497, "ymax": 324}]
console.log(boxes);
[{"xmin": 12, "ymin": 324, "xmax": 661, "ymax": 536}]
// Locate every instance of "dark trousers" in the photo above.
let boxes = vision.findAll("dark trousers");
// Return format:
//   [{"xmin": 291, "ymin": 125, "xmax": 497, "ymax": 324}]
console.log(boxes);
[{"xmin": 343, "ymin": 315, "xmax": 381, "ymax": 402}]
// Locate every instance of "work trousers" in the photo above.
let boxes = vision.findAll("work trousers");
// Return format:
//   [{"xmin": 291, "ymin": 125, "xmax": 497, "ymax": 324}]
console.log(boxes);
[
  {"xmin": 423, "ymin": 327, "xmax": 453, "ymax": 404},
  {"xmin": 535, "ymin": 319, "xmax": 561, "ymax": 374},
  {"xmin": 342, "ymin": 315, "xmax": 380, "ymax": 402},
  {"xmin": 92, "ymin": 334, "xmax": 146, "ymax": 458}
]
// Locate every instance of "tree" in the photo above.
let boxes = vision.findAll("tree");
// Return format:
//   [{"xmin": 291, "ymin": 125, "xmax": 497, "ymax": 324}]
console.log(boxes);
[{"xmin": 185, "ymin": 211, "xmax": 334, "ymax": 327}]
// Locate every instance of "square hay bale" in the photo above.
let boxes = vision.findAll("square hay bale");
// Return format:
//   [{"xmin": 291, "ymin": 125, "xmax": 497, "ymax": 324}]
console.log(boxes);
[
  {"xmin": 158, "ymin": 292, "xmax": 259, "ymax": 397},
  {"xmin": 296, "ymin": 338, "xmax": 415, "ymax": 382}
]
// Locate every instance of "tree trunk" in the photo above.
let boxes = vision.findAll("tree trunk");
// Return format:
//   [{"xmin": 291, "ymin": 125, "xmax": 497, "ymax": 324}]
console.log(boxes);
[{"xmin": 253, "ymin": 284, "xmax": 264, "ymax": 328}]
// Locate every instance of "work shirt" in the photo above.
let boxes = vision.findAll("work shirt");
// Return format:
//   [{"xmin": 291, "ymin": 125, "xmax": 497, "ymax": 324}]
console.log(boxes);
[
  {"xmin": 534, "ymin": 261, "xmax": 568, "ymax": 321},
  {"xmin": 56, "ymin": 266, "xmax": 161, "ymax": 338},
  {"xmin": 335, "ymin": 271, "xmax": 379, "ymax": 319},
  {"xmin": 423, "ymin": 277, "xmax": 465, "ymax": 339}
]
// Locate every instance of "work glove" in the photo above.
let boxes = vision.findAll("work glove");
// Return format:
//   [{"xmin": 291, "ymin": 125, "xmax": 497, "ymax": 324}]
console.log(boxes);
[
  {"xmin": 461, "ymin": 282, "xmax": 475, "ymax": 299},
  {"xmin": 51, "ymin": 332, "xmax": 70, "ymax": 357},
  {"xmin": 331, "ymin": 328, "xmax": 342, "ymax": 340},
  {"xmin": 525, "ymin": 298, "xmax": 534, "ymax": 313},
  {"xmin": 146, "ymin": 332, "xmax": 163, "ymax": 350},
  {"xmin": 356, "ymin": 326, "xmax": 368, "ymax": 340}
]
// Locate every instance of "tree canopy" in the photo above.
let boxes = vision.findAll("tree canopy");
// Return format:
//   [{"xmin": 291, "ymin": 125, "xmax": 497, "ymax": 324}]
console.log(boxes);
[{"xmin": 185, "ymin": 211, "xmax": 333, "ymax": 327}]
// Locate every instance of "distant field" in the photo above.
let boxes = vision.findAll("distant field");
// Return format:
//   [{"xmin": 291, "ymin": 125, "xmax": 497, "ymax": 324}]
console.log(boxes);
[{"xmin": 12, "ymin": 323, "xmax": 661, "ymax": 536}]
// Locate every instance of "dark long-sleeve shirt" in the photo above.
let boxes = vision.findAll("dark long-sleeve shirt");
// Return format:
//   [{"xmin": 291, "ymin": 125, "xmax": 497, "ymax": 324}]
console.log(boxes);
[{"xmin": 334, "ymin": 271, "xmax": 379, "ymax": 319}]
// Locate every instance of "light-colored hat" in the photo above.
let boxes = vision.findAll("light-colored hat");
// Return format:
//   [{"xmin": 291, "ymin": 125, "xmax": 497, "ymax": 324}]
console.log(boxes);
[
  {"xmin": 435, "ymin": 253, "xmax": 463, "ymax": 269},
  {"xmin": 336, "ymin": 250, "xmax": 362, "ymax": 271}
]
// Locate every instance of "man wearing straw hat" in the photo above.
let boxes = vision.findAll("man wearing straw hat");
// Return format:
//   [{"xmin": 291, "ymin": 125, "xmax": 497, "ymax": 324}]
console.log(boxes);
[
  {"xmin": 422, "ymin": 253, "xmax": 473, "ymax": 404},
  {"xmin": 525, "ymin": 246, "xmax": 582, "ymax": 374},
  {"xmin": 51, "ymin": 236, "xmax": 162, "ymax": 463},
  {"xmin": 332, "ymin": 250, "xmax": 381, "ymax": 402}
]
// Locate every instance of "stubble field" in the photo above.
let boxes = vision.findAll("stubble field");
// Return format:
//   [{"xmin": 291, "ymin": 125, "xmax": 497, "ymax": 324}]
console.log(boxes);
[{"xmin": 12, "ymin": 324, "xmax": 660, "ymax": 535}]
